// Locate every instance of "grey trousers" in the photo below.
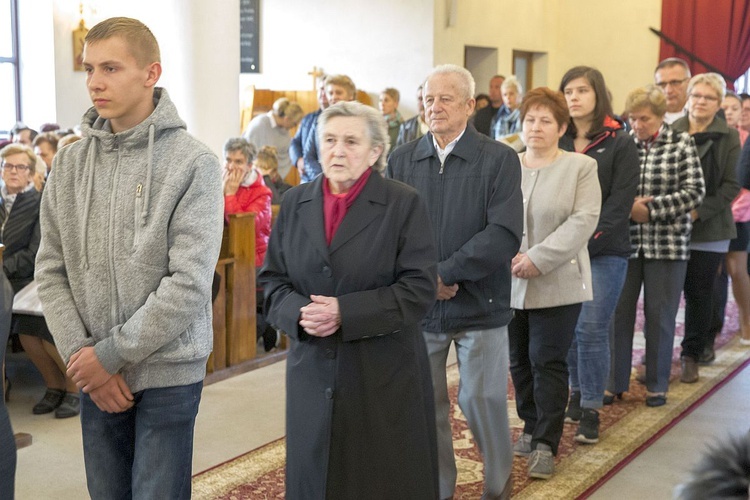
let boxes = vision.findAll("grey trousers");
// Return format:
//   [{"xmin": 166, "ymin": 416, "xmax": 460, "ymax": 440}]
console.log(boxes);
[
  {"xmin": 423, "ymin": 327, "xmax": 512, "ymax": 499},
  {"xmin": 610, "ymin": 257, "xmax": 687, "ymax": 394}
]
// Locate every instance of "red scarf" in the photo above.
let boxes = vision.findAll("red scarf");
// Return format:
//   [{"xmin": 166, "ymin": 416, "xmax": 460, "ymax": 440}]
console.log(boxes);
[{"xmin": 323, "ymin": 169, "xmax": 373, "ymax": 246}]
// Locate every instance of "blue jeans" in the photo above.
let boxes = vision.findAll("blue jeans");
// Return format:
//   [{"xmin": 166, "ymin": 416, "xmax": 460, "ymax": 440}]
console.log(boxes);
[
  {"xmin": 81, "ymin": 381, "xmax": 203, "ymax": 500},
  {"xmin": 567, "ymin": 255, "xmax": 628, "ymax": 409}
]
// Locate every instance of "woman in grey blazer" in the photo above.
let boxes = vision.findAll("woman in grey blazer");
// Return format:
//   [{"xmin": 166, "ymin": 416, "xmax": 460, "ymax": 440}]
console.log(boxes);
[{"xmin": 508, "ymin": 87, "xmax": 601, "ymax": 480}]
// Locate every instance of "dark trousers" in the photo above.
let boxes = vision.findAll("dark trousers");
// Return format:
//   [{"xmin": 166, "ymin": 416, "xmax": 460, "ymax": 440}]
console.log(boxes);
[
  {"xmin": 682, "ymin": 250, "xmax": 726, "ymax": 360},
  {"xmin": 0, "ymin": 272, "xmax": 15, "ymax": 500},
  {"xmin": 509, "ymin": 303, "xmax": 581, "ymax": 455}
]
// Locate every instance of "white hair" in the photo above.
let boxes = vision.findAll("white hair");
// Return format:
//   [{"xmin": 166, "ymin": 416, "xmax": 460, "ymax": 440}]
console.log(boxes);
[{"xmin": 425, "ymin": 64, "xmax": 476, "ymax": 102}]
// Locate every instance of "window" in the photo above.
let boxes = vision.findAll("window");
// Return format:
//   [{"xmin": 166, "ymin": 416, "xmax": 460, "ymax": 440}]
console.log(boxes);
[
  {"xmin": 736, "ymin": 67, "xmax": 750, "ymax": 95},
  {"xmin": 0, "ymin": 0, "xmax": 20, "ymax": 138}
]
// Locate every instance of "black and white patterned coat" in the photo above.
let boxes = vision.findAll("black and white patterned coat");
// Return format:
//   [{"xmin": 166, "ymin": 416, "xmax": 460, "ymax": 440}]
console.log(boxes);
[{"xmin": 630, "ymin": 124, "xmax": 705, "ymax": 260}]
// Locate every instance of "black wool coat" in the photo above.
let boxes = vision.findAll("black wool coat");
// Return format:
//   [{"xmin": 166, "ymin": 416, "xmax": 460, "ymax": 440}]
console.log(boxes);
[
  {"xmin": 259, "ymin": 172, "xmax": 440, "ymax": 500},
  {"xmin": 0, "ymin": 189, "xmax": 41, "ymax": 293}
]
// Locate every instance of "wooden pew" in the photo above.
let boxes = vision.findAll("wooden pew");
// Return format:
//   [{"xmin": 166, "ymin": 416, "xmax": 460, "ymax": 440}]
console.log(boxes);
[{"xmin": 208, "ymin": 212, "xmax": 257, "ymax": 373}]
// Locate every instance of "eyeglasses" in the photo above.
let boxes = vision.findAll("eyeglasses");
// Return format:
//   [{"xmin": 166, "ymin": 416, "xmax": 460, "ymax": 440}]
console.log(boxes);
[
  {"xmin": 689, "ymin": 93, "xmax": 720, "ymax": 102},
  {"xmin": 656, "ymin": 78, "xmax": 688, "ymax": 88},
  {"xmin": 1, "ymin": 162, "xmax": 31, "ymax": 172}
]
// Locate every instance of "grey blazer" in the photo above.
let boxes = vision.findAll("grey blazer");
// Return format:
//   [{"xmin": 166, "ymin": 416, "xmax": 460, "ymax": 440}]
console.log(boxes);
[{"xmin": 511, "ymin": 151, "xmax": 601, "ymax": 309}]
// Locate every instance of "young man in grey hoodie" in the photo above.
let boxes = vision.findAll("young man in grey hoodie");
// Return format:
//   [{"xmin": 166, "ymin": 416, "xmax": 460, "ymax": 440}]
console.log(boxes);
[{"xmin": 35, "ymin": 17, "xmax": 223, "ymax": 499}]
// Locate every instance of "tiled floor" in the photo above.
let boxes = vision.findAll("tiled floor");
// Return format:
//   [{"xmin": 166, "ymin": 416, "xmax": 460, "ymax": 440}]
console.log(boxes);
[{"xmin": 6, "ymin": 348, "xmax": 750, "ymax": 499}]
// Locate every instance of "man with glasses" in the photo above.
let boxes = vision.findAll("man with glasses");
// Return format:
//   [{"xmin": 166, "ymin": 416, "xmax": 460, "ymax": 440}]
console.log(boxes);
[{"xmin": 655, "ymin": 58, "xmax": 691, "ymax": 124}]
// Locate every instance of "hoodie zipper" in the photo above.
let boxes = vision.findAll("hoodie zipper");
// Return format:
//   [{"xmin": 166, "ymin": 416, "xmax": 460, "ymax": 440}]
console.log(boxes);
[{"xmin": 134, "ymin": 183, "xmax": 143, "ymax": 249}]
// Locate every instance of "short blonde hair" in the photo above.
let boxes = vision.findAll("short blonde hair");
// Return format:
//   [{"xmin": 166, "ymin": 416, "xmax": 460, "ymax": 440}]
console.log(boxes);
[
  {"xmin": 687, "ymin": 73, "xmax": 726, "ymax": 101},
  {"xmin": 0, "ymin": 144, "xmax": 38, "ymax": 175},
  {"xmin": 85, "ymin": 17, "xmax": 160, "ymax": 67},
  {"xmin": 625, "ymin": 85, "xmax": 667, "ymax": 117},
  {"xmin": 255, "ymin": 146, "xmax": 279, "ymax": 173},
  {"xmin": 325, "ymin": 75, "xmax": 357, "ymax": 100},
  {"xmin": 382, "ymin": 88, "xmax": 400, "ymax": 103},
  {"xmin": 502, "ymin": 75, "xmax": 523, "ymax": 95},
  {"xmin": 272, "ymin": 98, "xmax": 304, "ymax": 123}
]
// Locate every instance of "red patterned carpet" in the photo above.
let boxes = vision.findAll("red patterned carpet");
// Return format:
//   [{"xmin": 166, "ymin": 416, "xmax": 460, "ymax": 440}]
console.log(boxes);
[{"xmin": 193, "ymin": 299, "xmax": 750, "ymax": 499}]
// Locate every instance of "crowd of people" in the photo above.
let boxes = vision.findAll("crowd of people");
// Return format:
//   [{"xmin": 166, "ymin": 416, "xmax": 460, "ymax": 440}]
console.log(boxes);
[{"xmin": 2, "ymin": 15, "xmax": 750, "ymax": 497}]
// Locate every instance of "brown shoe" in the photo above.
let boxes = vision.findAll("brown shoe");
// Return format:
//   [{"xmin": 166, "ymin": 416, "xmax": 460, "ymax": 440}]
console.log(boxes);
[{"xmin": 680, "ymin": 356, "xmax": 699, "ymax": 383}]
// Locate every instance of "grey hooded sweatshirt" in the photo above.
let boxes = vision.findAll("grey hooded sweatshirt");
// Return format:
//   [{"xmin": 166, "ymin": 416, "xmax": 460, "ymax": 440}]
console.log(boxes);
[{"xmin": 36, "ymin": 88, "xmax": 224, "ymax": 392}]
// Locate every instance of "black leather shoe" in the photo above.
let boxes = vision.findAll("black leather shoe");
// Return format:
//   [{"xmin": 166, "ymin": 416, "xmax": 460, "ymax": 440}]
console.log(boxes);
[
  {"xmin": 603, "ymin": 392, "xmax": 623, "ymax": 405},
  {"xmin": 680, "ymin": 356, "xmax": 699, "ymax": 383},
  {"xmin": 645, "ymin": 394, "xmax": 667, "ymax": 407},
  {"xmin": 698, "ymin": 345, "xmax": 716, "ymax": 365},
  {"xmin": 32, "ymin": 388, "xmax": 66, "ymax": 414}
]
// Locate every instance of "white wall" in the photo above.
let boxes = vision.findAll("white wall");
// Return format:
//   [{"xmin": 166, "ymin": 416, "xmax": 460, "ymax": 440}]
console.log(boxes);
[
  {"xmin": 239, "ymin": 0, "xmax": 435, "ymax": 119},
  {"xmin": 45, "ymin": 0, "xmax": 239, "ymax": 156},
  {"xmin": 17, "ymin": 0, "xmax": 57, "ymax": 130},
  {"xmin": 432, "ymin": 0, "xmax": 662, "ymax": 111}
]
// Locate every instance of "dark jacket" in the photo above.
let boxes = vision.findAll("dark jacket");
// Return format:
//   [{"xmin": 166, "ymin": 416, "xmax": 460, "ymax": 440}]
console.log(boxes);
[
  {"xmin": 387, "ymin": 126, "xmax": 523, "ymax": 333},
  {"xmin": 259, "ymin": 172, "xmax": 439, "ymax": 500},
  {"xmin": 559, "ymin": 118, "xmax": 640, "ymax": 258},
  {"xmin": 672, "ymin": 115, "xmax": 741, "ymax": 242},
  {"xmin": 396, "ymin": 115, "xmax": 425, "ymax": 148},
  {"xmin": 470, "ymin": 104, "xmax": 500, "ymax": 137},
  {"xmin": 0, "ymin": 188, "xmax": 41, "ymax": 293}
]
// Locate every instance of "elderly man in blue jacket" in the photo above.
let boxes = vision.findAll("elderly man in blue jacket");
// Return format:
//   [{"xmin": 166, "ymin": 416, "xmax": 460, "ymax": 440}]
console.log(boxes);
[{"xmin": 387, "ymin": 64, "xmax": 523, "ymax": 500}]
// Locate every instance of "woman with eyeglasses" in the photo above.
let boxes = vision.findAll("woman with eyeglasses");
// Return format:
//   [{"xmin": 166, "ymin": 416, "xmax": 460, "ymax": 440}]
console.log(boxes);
[
  {"xmin": 0, "ymin": 144, "xmax": 80, "ymax": 418},
  {"xmin": 672, "ymin": 73, "xmax": 741, "ymax": 384}
]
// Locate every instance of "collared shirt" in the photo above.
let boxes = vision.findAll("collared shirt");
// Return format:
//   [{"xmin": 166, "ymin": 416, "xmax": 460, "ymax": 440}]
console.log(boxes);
[
  {"xmin": 267, "ymin": 111, "xmax": 280, "ymax": 129},
  {"xmin": 433, "ymin": 128, "xmax": 467, "ymax": 164}
]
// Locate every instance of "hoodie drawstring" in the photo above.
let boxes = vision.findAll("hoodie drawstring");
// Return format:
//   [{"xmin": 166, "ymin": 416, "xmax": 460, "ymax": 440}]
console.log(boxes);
[
  {"xmin": 141, "ymin": 124, "xmax": 154, "ymax": 226},
  {"xmin": 81, "ymin": 139, "xmax": 97, "ymax": 269}
]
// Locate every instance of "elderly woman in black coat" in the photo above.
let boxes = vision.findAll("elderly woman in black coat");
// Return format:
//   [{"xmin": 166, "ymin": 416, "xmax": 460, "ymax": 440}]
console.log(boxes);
[{"xmin": 259, "ymin": 101, "xmax": 439, "ymax": 499}]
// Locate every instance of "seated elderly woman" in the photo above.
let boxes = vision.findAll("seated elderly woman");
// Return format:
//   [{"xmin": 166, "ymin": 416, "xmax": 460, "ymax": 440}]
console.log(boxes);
[
  {"xmin": 378, "ymin": 87, "xmax": 403, "ymax": 155},
  {"xmin": 222, "ymin": 137, "xmax": 273, "ymax": 268},
  {"xmin": 243, "ymin": 97, "xmax": 304, "ymax": 182},
  {"xmin": 0, "ymin": 144, "xmax": 79, "ymax": 418},
  {"xmin": 492, "ymin": 76, "xmax": 523, "ymax": 142},
  {"xmin": 508, "ymin": 87, "xmax": 601, "ymax": 480},
  {"xmin": 609, "ymin": 86, "xmax": 705, "ymax": 408},
  {"xmin": 259, "ymin": 101, "xmax": 439, "ymax": 499}
]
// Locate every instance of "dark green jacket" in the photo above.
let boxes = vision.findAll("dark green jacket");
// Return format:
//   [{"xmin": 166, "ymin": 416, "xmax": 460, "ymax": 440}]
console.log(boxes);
[{"xmin": 672, "ymin": 115, "xmax": 741, "ymax": 243}]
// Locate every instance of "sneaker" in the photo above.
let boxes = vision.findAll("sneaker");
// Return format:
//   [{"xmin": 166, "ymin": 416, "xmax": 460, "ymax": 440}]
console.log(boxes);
[
  {"xmin": 574, "ymin": 408, "xmax": 599, "ymax": 444},
  {"xmin": 32, "ymin": 388, "xmax": 66, "ymax": 415},
  {"xmin": 528, "ymin": 443, "xmax": 554, "ymax": 479},
  {"xmin": 55, "ymin": 393, "xmax": 81, "ymax": 419},
  {"xmin": 513, "ymin": 432, "xmax": 532, "ymax": 457},
  {"xmin": 564, "ymin": 391, "xmax": 582, "ymax": 423}
]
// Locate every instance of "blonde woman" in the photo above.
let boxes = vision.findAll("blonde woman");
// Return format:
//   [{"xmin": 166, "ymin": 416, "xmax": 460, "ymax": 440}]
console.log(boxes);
[{"xmin": 243, "ymin": 97, "xmax": 304, "ymax": 181}]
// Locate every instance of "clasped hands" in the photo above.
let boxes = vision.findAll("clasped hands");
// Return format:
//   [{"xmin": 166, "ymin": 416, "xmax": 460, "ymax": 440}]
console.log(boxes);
[
  {"xmin": 299, "ymin": 295, "xmax": 341, "ymax": 337},
  {"xmin": 511, "ymin": 253, "xmax": 541, "ymax": 280},
  {"xmin": 630, "ymin": 196, "xmax": 653, "ymax": 223},
  {"xmin": 68, "ymin": 346, "xmax": 134, "ymax": 413}
]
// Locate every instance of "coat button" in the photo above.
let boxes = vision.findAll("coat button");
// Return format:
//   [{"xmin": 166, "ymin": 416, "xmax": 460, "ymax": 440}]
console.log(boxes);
[
  {"xmin": 322, "ymin": 266, "xmax": 332, "ymax": 277},
  {"xmin": 570, "ymin": 259, "xmax": 577, "ymax": 264},
  {"xmin": 325, "ymin": 348, "xmax": 335, "ymax": 359},
  {"xmin": 325, "ymin": 388, "xmax": 333, "ymax": 399}
]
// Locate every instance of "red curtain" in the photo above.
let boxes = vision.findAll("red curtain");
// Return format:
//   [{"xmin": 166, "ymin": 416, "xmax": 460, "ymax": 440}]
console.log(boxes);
[{"xmin": 659, "ymin": 0, "xmax": 750, "ymax": 89}]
